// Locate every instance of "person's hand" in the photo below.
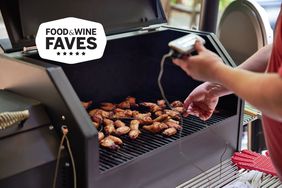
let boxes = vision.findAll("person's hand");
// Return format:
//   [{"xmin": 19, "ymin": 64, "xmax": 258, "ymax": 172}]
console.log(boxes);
[
  {"xmin": 183, "ymin": 82, "xmax": 221, "ymax": 120},
  {"xmin": 173, "ymin": 40, "xmax": 226, "ymax": 83}
]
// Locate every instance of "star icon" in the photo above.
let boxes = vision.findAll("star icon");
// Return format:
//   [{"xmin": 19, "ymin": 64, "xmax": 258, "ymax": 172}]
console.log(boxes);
[
  {"xmin": 57, "ymin": 52, "xmax": 60, "ymax": 56},
  {"xmin": 82, "ymin": 52, "xmax": 85, "ymax": 55},
  {"xmin": 69, "ymin": 52, "xmax": 73, "ymax": 55},
  {"xmin": 63, "ymin": 52, "xmax": 67, "ymax": 55},
  {"xmin": 76, "ymin": 52, "xmax": 79, "ymax": 56}
]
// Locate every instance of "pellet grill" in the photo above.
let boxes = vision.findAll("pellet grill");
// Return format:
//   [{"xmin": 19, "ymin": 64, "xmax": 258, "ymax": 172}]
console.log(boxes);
[{"xmin": 0, "ymin": 0, "xmax": 244, "ymax": 187}]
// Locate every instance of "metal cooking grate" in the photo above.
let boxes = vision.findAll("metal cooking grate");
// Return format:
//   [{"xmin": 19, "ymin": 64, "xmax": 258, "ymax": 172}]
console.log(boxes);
[
  {"xmin": 243, "ymin": 113, "xmax": 258, "ymax": 125},
  {"xmin": 99, "ymin": 113, "xmax": 231, "ymax": 172},
  {"xmin": 177, "ymin": 159, "xmax": 282, "ymax": 188}
]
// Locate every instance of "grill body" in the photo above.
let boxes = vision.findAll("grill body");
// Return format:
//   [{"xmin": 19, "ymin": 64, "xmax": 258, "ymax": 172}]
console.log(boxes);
[{"xmin": 0, "ymin": 28, "xmax": 243, "ymax": 188}]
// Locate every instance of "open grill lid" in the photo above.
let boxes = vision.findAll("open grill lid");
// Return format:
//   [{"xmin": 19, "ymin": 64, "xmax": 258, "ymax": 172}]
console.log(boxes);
[{"xmin": 0, "ymin": 0, "xmax": 166, "ymax": 52}]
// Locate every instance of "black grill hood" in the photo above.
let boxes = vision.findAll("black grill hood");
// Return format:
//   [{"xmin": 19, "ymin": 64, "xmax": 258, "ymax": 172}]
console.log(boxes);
[{"xmin": 0, "ymin": 0, "xmax": 166, "ymax": 52}]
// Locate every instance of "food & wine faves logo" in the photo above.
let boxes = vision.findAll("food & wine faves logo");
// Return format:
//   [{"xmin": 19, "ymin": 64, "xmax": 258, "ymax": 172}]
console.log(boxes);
[{"xmin": 35, "ymin": 17, "xmax": 107, "ymax": 64}]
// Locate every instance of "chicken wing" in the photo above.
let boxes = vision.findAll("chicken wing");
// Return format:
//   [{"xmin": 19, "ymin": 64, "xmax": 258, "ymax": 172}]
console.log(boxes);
[
  {"xmin": 153, "ymin": 114, "xmax": 170, "ymax": 122},
  {"xmin": 143, "ymin": 122, "xmax": 168, "ymax": 133},
  {"xmin": 81, "ymin": 101, "xmax": 92, "ymax": 109},
  {"xmin": 129, "ymin": 120, "xmax": 141, "ymax": 139},
  {"xmin": 98, "ymin": 132, "xmax": 105, "ymax": 142},
  {"xmin": 92, "ymin": 114, "xmax": 103, "ymax": 124},
  {"xmin": 89, "ymin": 109, "xmax": 112, "ymax": 118},
  {"xmin": 103, "ymin": 118, "xmax": 114, "ymax": 126},
  {"xmin": 108, "ymin": 135, "xmax": 123, "ymax": 145},
  {"xmin": 173, "ymin": 107, "xmax": 185, "ymax": 114},
  {"xmin": 164, "ymin": 109, "xmax": 181, "ymax": 120},
  {"xmin": 162, "ymin": 127, "xmax": 177, "ymax": 136},
  {"xmin": 171, "ymin": 100, "xmax": 183, "ymax": 108},
  {"xmin": 92, "ymin": 121, "xmax": 99, "ymax": 129},
  {"xmin": 103, "ymin": 119, "xmax": 115, "ymax": 135},
  {"xmin": 104, "ymin": 125, "xmax": 115, "ymax": 135},
  {"xmin": 114, "ymin": 120, "xmax": 126, "ymax": 128},
  {"xmin": 133, "ymin": 112, "xmax": 153, "ymax": 124},
  {"xmin": 100, "ymin": 102, "xmax": 116, "ymax": 111},
  {"xmin": 117, "ymin": 101, "xmax": 131, "ymax": 109},
  {"xmin": 113, "ymin": 108, "xmax": 133, "ymax": 118},
  {"xmin": 165, "ymin": 119, "xmax": 182, "ymax": 130},
  {"xmin": 157, "ymin": 99, "xmax": 166, "ymax": 108},
  {"xmin": 129, "ymin": 130, "xmax": 141, "ymax": 140},
  {"xmin": 130, "ymin": 120, "xmax": 140, "ymax": 130},
  {"xmin": 126, "ymin": 96, "xmax": 138, "ymax": 107},
  {"xmin": 115, "ymin": 126, "xmax": 130, "ymax": 136},
  {"xmin": 140, "ymin": 102, "xmax": 162, "ymax": 112},
  {"xmin": 154, "ymin": 111, "xmax": 164, "ymax": 117},
  {"xmin": 100, "ymin": 137, "xmax": 120, "ymax": 150}
]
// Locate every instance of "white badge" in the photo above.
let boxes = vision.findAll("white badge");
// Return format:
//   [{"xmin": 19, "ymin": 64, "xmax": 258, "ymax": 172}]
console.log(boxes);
[{"xmin": 36, "ymin": 17, "xmax": 107, "ymax": 64}]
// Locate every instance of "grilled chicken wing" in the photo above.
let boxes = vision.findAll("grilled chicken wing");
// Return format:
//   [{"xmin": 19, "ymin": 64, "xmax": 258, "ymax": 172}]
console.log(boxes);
[
  {"xmin": 89, "ymin": 109, "xmax": 112, "ymax": 118},
  {"xmin": 157, "ymin": 99, "xmax": 166, "ymax": 108},
  {"xmin": 140, "ymin": 102, "xmax": 162, "ymax": 112},
  {"xmin": 153, "ymin": 114, "xmax": 170, "ymax": 122},
  {"xmin": 100, "ymin": 137, "xmax": 120, "ymax": 150},
  {"xmin": 129, "ymin": 120, "xmax": 141, "ymax": 139},
  {"xmin": 113, "ymin": 108, "xmax": 133, "ymax": 118},
  {"xmin": 128, "ymin": 130, "xmax": 140, "ymax": 140},
  {"xmin": 104, "ymin": 126, "xmax": 115, "ymax": 135},
  {"xmin": 92, "ymin": 114, "xmax": 103, "ymax": 124},
  {"xmin": 154, "ymin": 111, "xmax": 164, "ymax": 117},
  {"xmin": 98, "ymin": 132, "xmax": 105, "ymax": 142},
  {"xmin": 173, "ymin": 107, "xmax": 185, "ymax": 114},
  {"xmin": 143, "ymin": 122, "xmax": 168, "ymax": 133},
  {"xmin": 115, "ymin": 126, "xmax": 131, "ymax": 136},
  {"xmin": 103, "ymin": 119, "xmax": 115, "ymax": 135},
  {"xmin": 117, "ymin": 101, "xmax": 131, "ymax": 109},
  {"xmin": 92, "ymin": 121, "xmax": 99, "ymax": 129},
  {"xmin": 126, "ymin": 96, "xmax": 138, "ymax": 107},
  {"xmin": 171, "ymin": 100, "xmax": 183, "ymax": 108},
  {"xmin": 100, "ymin": 102, "xmax": 116, "ymax": 111},
  {"xmin": 162, "ymin": 127, "xmax": 177, "ymax": 136},
  {"xmin": 103, "ymin": 118, "xmax": 114, "ymax": 126},
  {"xmin": 164, "ymin": 109, "xmax": 181, "ymax": 120},
  {"xmin": 165, "ymin": 119, "xmax": 182, "ymax": 130},
  {"xmin": 133, "ymin": 112, "xmax": 153, "ymax": 124},
  {"xmin": 130, "ymin": 120, "xmax": 140, "ymax": 130},
  {"xmin": 81, "ymin": 101, "xmax": 92, "ymax": 109},
  {"xmin": 108, "ymin": 135, "xmax": 123, "ymax": 145},
  {"xmin": 114, "ymin": 120, "xmax": 126, "ymax": 128}
]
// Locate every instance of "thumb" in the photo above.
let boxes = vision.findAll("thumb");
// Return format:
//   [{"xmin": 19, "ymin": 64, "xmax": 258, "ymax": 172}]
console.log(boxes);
[
  {"xmin": 194, "ymin": 40, "xmax": 206, "ymax": 53},
  {"xmin": 183, "ymin": 95, "xmax": 193, "ymax": 110}
]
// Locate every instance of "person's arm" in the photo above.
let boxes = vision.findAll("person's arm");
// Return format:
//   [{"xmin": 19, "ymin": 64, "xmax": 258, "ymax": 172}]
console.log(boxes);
[
  {"xmin": 173, "ymin": 42, "xmax": 282, "ymax": 122},
  {"xmin": 237, "ymin": 44, "xmax": 272, "ymax": 72},
  {"xmin": 214, "ymin": 65, "xmax": 282, "ymax": 121},
  {"xmin": 205, "ymin": 44, "xmax": 273, "ymax": 98}
]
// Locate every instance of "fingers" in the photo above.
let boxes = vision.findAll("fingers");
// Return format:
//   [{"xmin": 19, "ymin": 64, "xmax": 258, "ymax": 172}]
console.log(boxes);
[
  {"xmin": 172, "ymin": 55, "xmax": 189, "ymax": 68},
  {"xmin": 194, "ymin": 40, "xmax": 206, "ymax": 53},
  {"xmin": 184, "ymin": 102, "xmax": 212, "ymax": 121},
  {"xmin": 183, "ymin": 95, "xmax": 193, "ymax": 110}
]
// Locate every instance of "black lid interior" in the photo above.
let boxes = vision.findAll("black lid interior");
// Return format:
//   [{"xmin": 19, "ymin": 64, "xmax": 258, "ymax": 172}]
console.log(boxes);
[{"xmin": 0, "ymin": 0, "xmax": 166, "ymax": 52}]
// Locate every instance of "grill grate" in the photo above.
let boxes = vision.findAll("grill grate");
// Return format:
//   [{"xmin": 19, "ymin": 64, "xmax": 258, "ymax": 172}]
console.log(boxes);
[
  {"xmin": 177, "ymin": 159, "xmax": 282, "ymax": 188},
  {"xmin": 243, "ymin": 113, "xmax": 258, "ymax": 125},
  {"xmin": 99, "ymin": 113, "xmax": 231, "ymax": 172}
]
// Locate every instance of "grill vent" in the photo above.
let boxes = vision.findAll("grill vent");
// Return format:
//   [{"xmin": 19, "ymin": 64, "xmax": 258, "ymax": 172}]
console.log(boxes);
[{"xmin": 99, "ymin": 113, "xmax": 230, "ymax": 172}]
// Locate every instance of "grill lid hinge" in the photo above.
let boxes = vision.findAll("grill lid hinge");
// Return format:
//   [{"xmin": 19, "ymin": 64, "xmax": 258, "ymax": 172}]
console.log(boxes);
[
  {"xmin": 140, "ymin": 24, "xmax": 165, "ymax": 32},
  {"xmin": 22, "ymin": 46, "xmax": 38, "ymax": 54}
]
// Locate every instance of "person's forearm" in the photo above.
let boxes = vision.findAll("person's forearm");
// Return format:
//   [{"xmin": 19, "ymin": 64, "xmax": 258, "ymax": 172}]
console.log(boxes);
[
  {"xmin": 237, "ymin": 44, "xmax": 272, "ymax": 72},
  {"xmin": 208, "ymin": 44, "xmax": 273, "ymax": 98},
  {"xmin": 215, "ymin": 65, "xmax": 282, "ymax": 121}
]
